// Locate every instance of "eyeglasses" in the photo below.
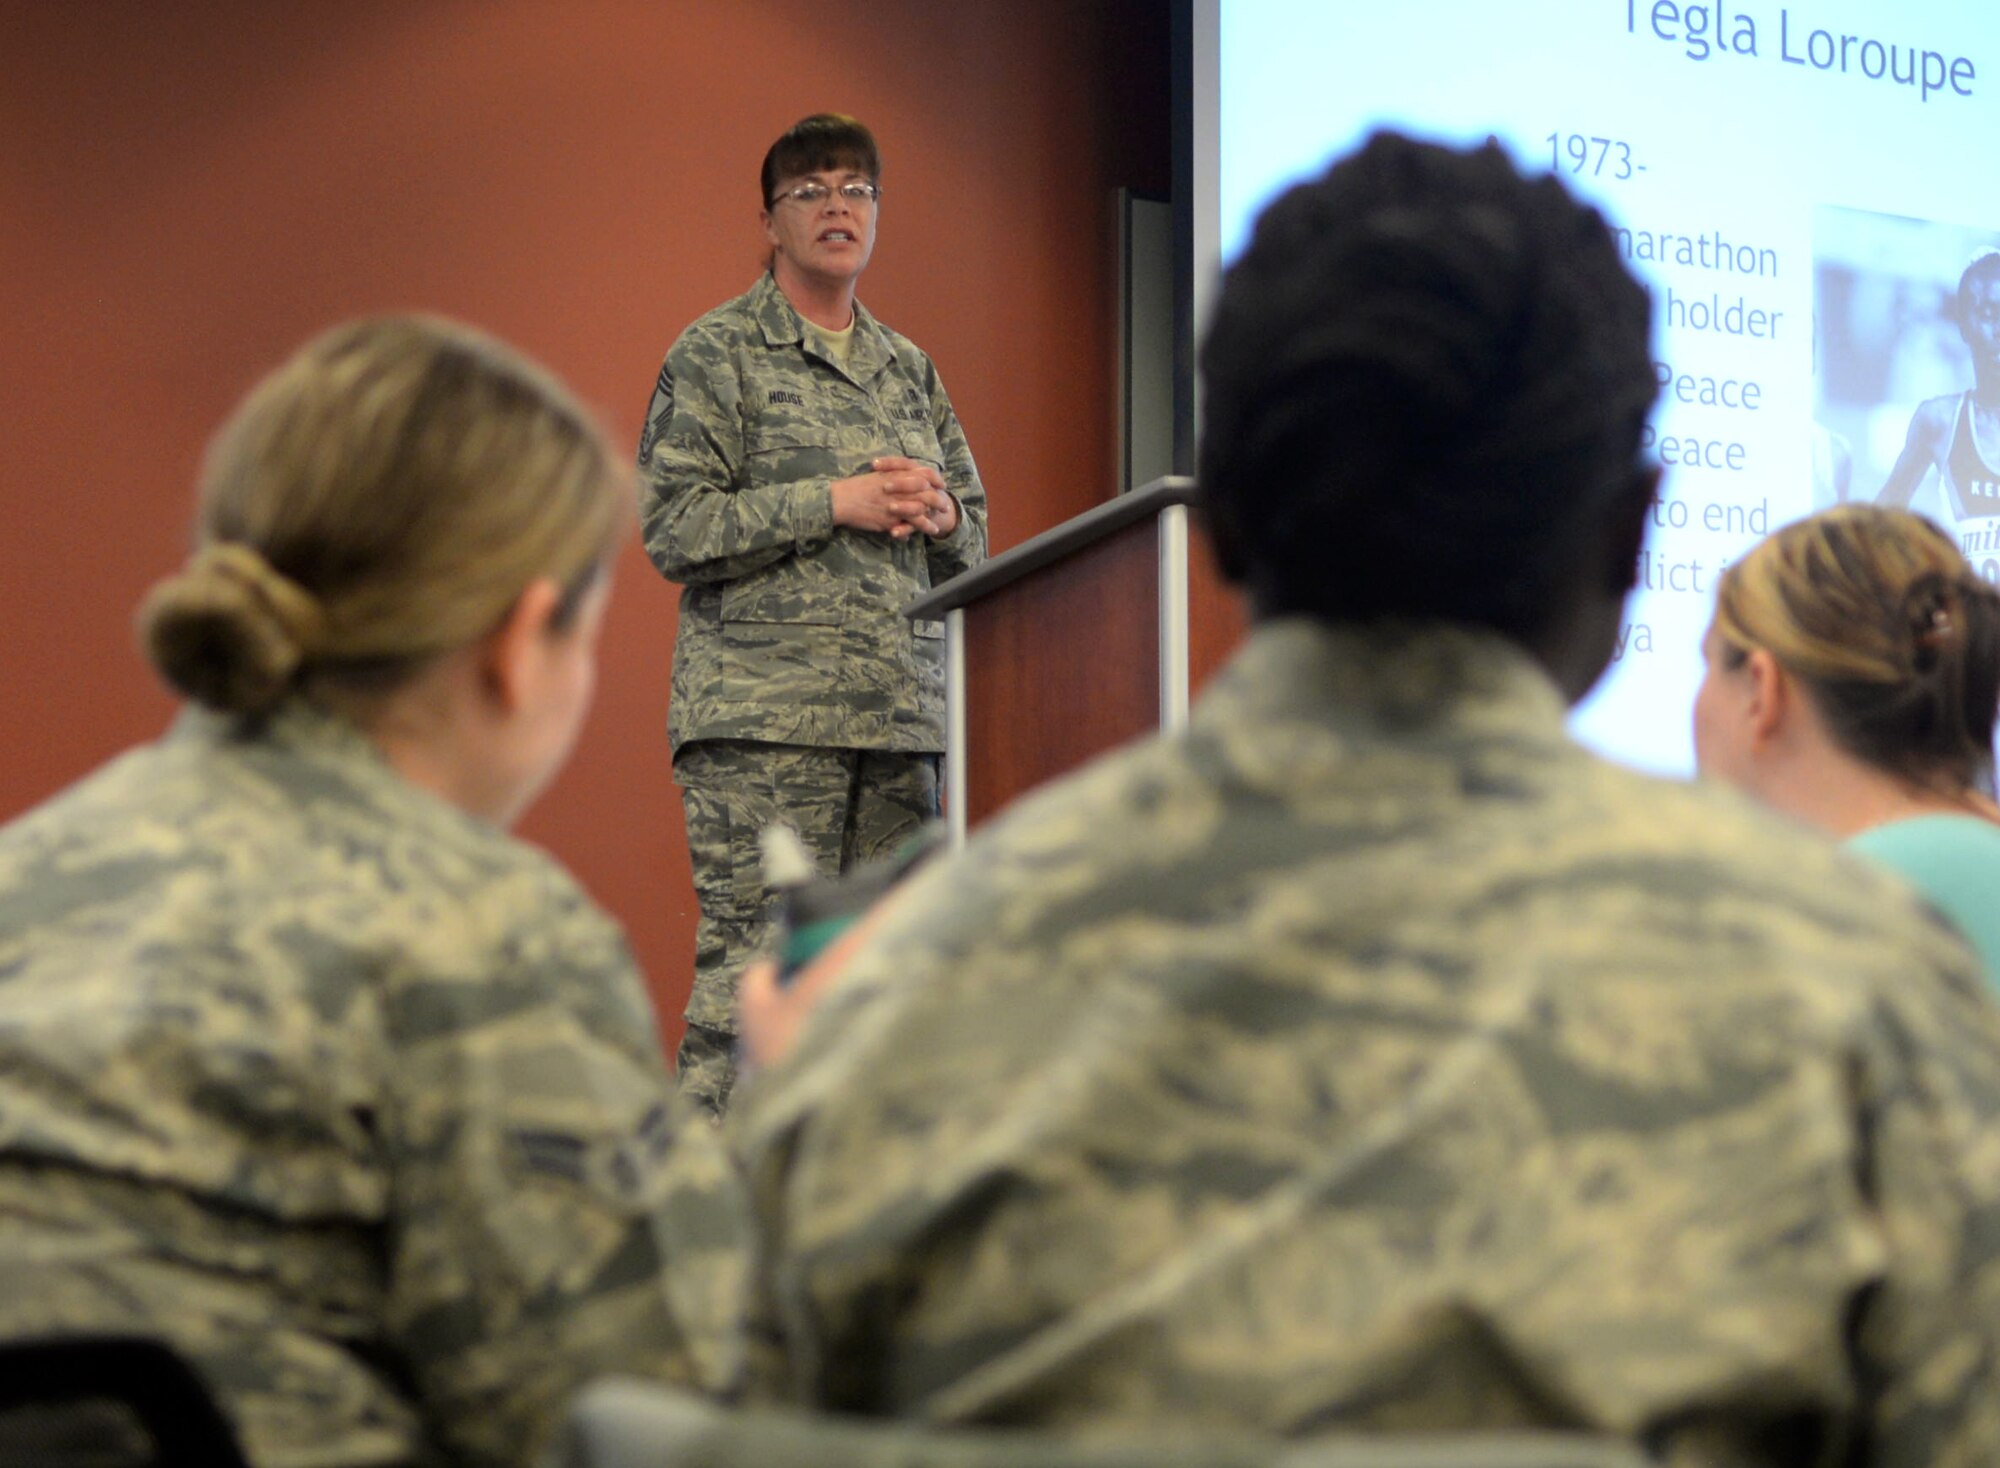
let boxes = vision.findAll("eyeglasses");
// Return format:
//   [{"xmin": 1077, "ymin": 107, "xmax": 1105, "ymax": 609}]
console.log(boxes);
[{"xmin": 771, "ymin": 181, "xmax": 880, "ymax": 208}]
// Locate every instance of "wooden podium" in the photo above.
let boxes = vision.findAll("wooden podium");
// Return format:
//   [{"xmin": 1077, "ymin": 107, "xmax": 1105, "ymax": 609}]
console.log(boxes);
[{"xmin": 905, "ymin": 477, "xmax": 1247, "ymax": 842}]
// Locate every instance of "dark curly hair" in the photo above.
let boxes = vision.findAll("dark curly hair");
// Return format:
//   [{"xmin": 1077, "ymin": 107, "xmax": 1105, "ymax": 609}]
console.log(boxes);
[{"xmin": 1197, "ymin": 132, "xmax": 1658, "ymax": 647}]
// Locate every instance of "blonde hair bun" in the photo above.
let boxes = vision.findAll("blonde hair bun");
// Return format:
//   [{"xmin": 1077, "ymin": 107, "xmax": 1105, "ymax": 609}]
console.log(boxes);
[
  {"xmin": 1713, "ymin": 504, "xmax": 2000, "ymax": 794},
  {"xmin": 133, "ymin": 315, "xmax": 622, "ymax": 720},
  {"xmin": 138, "ymin": 542, "xmax": 328, "ymax": 714}
]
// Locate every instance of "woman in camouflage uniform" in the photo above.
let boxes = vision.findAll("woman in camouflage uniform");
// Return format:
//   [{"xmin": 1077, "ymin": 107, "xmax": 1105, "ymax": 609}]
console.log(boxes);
[
  {"xmin": 0, "ymin": 318, "xmax": 744, "ymax": 1467},
  {"xmin": 639, "ymin": 114, "xmax": 987, "ymax": 1114}
]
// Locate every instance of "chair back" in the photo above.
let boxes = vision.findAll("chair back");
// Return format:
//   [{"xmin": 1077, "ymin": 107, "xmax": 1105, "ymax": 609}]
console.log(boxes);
[
  {"xmin": 543, "ymin": 1378, "xmax": 1653, "ymax": 1468},
  {"xmin": 0, "ymin": 1334, "xmax": 250, "ymax": 1468}
]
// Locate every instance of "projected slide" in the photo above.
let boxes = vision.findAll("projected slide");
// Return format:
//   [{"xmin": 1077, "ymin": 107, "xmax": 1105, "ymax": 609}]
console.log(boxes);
[{"xmin": 1206, "ymin": 0, "xmax": 2000, "ymax": 774}]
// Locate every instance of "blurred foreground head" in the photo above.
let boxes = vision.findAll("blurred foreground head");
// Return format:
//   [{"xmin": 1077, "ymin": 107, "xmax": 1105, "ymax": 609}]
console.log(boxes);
[
  {"xmin": 1197, "ymin": 132, "xmax": 1659, "ymax": 701},
  {"xmin": 1703, "ymin": 503, "xmax": 2000, "ymax": 801},
  {"xmin": 139, "ymin": 315, "xmax": 624, "ymax": 721}
]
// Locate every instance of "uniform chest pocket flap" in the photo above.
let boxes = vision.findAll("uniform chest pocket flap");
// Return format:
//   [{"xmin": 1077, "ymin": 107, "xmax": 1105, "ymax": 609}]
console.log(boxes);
[{"xmin": 741, "ymin": 434, "xmax": 844, "ymax": 485}]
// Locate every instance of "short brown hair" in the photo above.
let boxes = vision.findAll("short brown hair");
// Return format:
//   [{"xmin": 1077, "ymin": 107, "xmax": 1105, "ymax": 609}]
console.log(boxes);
[
  {"xmin": 761, "ymin": 114, "xmax": 880, "ymax": 207},
  {"xmin": 139, "ymin": 315, "xmax": 625, "ymax": 716}
]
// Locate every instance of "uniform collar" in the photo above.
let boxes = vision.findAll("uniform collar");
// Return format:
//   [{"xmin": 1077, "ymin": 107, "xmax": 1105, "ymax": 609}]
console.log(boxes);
[
  {"xmin": 172, "ymin": 694, "xmax": 372, "ymax": 755},
  {"xmin": 168, "ymin": 695, "xmax": 445, "ymax": 814},
  {"xmin": 749, "ymin": 272, "xmax": 889, "ymax": 384},
  {"xmin": 169, "ymin": 704, "xmax": 508, "ymax": 840},
  {"xmin": 1196, "ymin": 618, "xmax": 1572, "ymax": 749}
]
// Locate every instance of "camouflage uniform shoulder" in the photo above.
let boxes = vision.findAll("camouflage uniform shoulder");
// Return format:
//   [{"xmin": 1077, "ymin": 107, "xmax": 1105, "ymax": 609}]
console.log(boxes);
[
  {"xmin": 670, "ymin": 275, "xmax": 804, "ymax": 356},
  {"xmin": 666, "ymin": 277, "xmax": 942, "ymax": 383},
  {"xmin": 746, "ymin": 617, "xmax": 1999, "ymax": 1135},
  {"xmin": 849, "ymin": 297, "xmax": 944, "ymax": 382},
  {"xmin": 0, "ymin": 698, "xmax": 647, "ymax": 1036},
  {"xmin": 649, "ymin": 277, "xmax": 807, "ymax": 437},
  {"xmin": 239, "ymin": 701, "xmax": 657, "ymax": 1044},
  {"xmin": 730, "ymin": 622, "xmax": 2000, "ymax": 1452}
]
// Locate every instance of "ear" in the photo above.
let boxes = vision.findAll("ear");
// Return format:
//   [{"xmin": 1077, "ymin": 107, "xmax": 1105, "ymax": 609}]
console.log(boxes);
[
  {"xmin": 1603, "ymin": 465, "xmax": 1661, "ymax": 596},
  {"xmin": 1743, "ymin": 647, "xmax": 1789, "ymax": 748},
  {"xmin": 477, "ymin": 578, "xmax": 564, "ymax": 716},
  {"xmin": 760, "ymin": 208, "xmax": 778, "ymax": 249}
]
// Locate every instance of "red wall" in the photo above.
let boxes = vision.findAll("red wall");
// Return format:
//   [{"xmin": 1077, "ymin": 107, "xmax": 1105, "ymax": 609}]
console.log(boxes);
[{"xmin": 0, "ymin": 1, "xmax": 1168, "ymax": 1048}]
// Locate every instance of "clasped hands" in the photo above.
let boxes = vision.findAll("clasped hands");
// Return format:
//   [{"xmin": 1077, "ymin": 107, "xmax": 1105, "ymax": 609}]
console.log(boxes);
[{"xmin": 831, "ymin": 456, "xmax": 958, "ymax": 540}]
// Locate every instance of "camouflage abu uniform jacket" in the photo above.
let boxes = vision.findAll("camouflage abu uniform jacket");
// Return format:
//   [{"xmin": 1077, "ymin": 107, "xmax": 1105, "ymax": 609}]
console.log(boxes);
[
  {"xmin": 731, "ymin": 619, "xmax": 2000, "ymax": 1466},
  {"xmin": 639, "ymin": 273, "xmax": 987, "ymax": 755},
  {"xmin": 0, "ymin": 702, "xmax": 750, "ymax": 1468}
]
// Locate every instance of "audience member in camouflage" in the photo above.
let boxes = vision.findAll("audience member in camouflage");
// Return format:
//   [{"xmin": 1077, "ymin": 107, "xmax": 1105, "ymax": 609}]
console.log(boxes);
[
  {"xmin": 639, "ymin": 115, "xmax": 986, "ymax": 1112},
  {"xmin": 0, "ymin": 318, "xmax": 750, "ymax": 1468},
  {"xmin": 727, "ymin": 136, "xmax": 2000, "ymax": 1464}
]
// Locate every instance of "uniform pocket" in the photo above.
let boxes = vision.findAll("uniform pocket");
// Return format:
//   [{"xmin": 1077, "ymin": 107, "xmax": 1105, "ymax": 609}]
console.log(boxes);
[
  {"xmin": 742, "ymin": 436, "xmax": 845, "ymax": 483},
  {"xmin": 719, "ymin": 619, "xmax": 848, "ymax": 705},
  {"xmin": 720, "ymin": 579, "xmax": 844, "ymax": 626}
]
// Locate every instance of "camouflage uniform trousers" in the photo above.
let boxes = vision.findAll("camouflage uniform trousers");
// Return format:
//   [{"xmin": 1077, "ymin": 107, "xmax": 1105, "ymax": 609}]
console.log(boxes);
[{"xmin": 673, "ymin": 738, "xmax": 938, "ymax": 1114}]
